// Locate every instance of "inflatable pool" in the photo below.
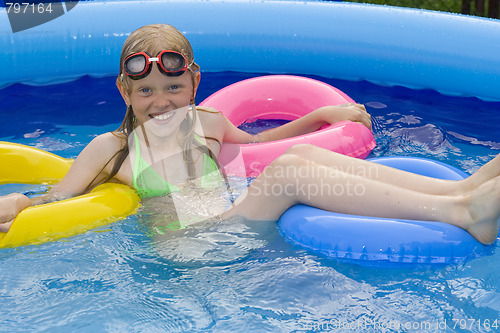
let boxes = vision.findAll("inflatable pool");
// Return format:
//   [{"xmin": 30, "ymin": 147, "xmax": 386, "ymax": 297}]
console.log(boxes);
[
  {"xmin": 1, "ymin": 1, "xmax": 499, "ymax": 261},
  {"xmin": 2, "ymin": 0, "xmax": 500, "ymax": 101}
]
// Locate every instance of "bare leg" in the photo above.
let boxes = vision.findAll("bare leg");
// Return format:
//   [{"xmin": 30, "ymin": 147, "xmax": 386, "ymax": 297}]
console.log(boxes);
[
  {"xmin": 222, "ymin": 146, "xmax": 500, "ymax": 245},
  {"xmin": 285, "ymin": 144, "xmax": 500, "ymax": 195},
  {"xmin": 459, "ymin": 153, "xmax": 500, "ymax": 188}
]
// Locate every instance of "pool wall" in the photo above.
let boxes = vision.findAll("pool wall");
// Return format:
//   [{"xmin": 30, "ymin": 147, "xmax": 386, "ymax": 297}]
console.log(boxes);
[{"xmin": 1, "ymin": 0, "xmax": 500, "ymax": 101}]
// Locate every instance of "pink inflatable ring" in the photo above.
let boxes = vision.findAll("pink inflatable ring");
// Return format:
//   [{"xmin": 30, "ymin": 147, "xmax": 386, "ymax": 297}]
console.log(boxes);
[{"xmin": 200, "ymin": 75, "xmax": 376, "ymax": 177}]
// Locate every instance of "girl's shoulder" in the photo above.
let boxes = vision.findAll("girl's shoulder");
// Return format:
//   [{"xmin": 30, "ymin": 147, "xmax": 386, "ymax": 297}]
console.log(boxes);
[
  {"xmin": 91, "ymin": 131, "xmax": 125, "ymax": 146},
  {"xmin": 86, "ymin": 131, "xmax": 127, "ymax": 157},
  {"xmin": 194, "ymin": 106, "xmax": 226, "ymax": 145},
  {"xmin": 196, "ymin": 106, "xmax": 222, "ymax": 118},
  {"xmin": 195, "ymin": 105, "xmax": 254, "ymax": 144},
  {"xmin": 195, "ymin": 105, "xmax": 226, "ymax": 127}
]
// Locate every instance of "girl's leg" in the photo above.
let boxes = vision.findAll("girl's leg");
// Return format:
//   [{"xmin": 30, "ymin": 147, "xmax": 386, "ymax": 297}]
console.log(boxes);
[
  {"xmin": 223, "ymin": 147, "xmax": 500, "ymax": 245},
  {"xmin": 283, "ymin": 144, "xmax": 500, "ymax": 195}
]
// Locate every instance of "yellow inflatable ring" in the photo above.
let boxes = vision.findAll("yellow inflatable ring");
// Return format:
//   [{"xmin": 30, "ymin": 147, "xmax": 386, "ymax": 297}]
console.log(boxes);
[{"xmin": 0, "ymin": 142, "xmax": 140, "ymax": 248}]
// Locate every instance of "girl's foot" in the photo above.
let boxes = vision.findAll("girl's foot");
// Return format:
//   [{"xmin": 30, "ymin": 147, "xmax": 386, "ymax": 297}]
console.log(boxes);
[{"xmin": 463, "ymin": 177, "xmax": 500, "ymax": 245}]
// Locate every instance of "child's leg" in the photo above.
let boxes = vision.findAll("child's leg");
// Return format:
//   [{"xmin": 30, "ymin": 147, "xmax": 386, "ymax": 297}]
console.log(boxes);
[
  {"xmin": 227, "ymin": 153, "xmax": 464, "ymax": 223},
  {"xmin": 283, "ymin": 145, "xmax": 500, "ymax": 195},
  {"xmin": 222, "ymin": 147, "xmax": 500, "ymax": 245}
]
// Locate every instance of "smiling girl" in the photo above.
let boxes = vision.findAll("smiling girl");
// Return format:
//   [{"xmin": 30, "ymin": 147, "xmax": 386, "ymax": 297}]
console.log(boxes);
[{"xmin": 0, "ymin": 24, "xmax": 498, "ymax": 245}]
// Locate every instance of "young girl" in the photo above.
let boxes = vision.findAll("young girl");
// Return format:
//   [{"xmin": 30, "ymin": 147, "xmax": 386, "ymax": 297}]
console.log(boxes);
[{"xmin": 0, "ymin": 24, "xmax": 499, "ymax": 245}]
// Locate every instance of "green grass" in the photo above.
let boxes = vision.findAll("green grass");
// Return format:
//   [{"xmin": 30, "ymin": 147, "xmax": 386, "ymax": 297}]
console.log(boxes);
[{"xmin": 342, "ymin": 0, "xmax": 465, "ymax": 14}]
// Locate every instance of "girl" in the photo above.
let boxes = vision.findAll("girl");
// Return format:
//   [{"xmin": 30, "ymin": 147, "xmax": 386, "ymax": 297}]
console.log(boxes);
[{"xmin": 0, "ymin": 24, "xmax": 499, "ymax": 245}]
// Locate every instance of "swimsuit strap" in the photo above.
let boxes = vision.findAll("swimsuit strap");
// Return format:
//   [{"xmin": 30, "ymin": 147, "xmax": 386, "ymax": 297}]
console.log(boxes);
[{"xmin": 193, "ymin": 133, "xmax": 223, "ymax": 187}]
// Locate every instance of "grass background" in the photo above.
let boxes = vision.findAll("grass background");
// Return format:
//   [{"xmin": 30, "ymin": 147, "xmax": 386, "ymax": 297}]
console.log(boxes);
[{"xmin": 341, "ymin": 0, "xmax": 499, "ymax": 17}]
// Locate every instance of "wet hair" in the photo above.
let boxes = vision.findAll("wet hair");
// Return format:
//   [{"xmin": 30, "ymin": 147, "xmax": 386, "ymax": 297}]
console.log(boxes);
[
  {"xmin": 92, "ymin": 24, "xmax": 223, "ymax": 189},
  {"xmin": 117, "ymin": 24, "xmax": 200, "ymax": 94}
]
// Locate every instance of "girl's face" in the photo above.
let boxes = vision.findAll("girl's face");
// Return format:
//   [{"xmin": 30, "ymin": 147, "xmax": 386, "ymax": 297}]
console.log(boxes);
[{"xmin": 118, "ymin": 64, "xmax": 200, "ymax": 137}]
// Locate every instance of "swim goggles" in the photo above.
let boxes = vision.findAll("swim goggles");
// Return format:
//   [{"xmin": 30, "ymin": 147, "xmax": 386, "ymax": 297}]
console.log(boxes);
[{"xmin": 122, "ymin": 50, "xmax": 192, "ymax": 80}]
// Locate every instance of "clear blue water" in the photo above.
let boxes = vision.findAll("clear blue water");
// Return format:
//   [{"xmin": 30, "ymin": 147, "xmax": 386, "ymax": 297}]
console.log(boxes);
[{"xmin": 1, "ymin": 72, "xmax": 500, "ymax": 332}]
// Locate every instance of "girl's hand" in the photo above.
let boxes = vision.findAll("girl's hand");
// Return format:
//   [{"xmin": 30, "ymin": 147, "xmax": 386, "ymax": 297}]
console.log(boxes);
[
  {"xmin": 316, "ymin": 103, "xmax": 372, "ymax": 130},
  {"xmin": 0, "ymin": 193, "xmax": 31, "ymax": 233}
]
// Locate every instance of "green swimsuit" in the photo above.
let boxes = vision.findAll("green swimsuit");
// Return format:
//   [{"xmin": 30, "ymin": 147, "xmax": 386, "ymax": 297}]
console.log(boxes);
[{"xmin": 132, "ymin": 133, "xmax": 222, "ymax": 199}]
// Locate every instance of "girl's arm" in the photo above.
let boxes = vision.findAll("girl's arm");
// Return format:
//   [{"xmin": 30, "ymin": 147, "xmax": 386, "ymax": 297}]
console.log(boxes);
[
  {"xmin": 0, "ymin": 193, "xmax": 31, "ymax": 232},
  {"xmin": 220, "ymin": 103, "xmax": 371, "ymax": 144},
  {"xmin": 0, "ymin": 132, "xmax": 124, "ymax": 231},
  {"xmin": 45, "ymin": 133, "xmax": 124, "ymax": 200},
  {"xmin": 254, "ymin": 104, "xmax": 371, "ymax": 142}
]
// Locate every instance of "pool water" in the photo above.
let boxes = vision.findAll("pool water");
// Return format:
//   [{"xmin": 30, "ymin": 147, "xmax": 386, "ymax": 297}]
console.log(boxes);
[{"xmin": 1, "ymin": 72, "xmax": 499, "ymax": 332}]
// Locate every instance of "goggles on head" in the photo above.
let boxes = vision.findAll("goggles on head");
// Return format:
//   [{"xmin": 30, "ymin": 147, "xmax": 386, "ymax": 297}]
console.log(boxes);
[{"xmin": 123, "ymin": 50, "xmax": 192, "ymax": 80}]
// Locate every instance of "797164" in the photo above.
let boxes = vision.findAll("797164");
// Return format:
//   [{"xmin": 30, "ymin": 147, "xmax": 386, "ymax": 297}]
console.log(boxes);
[
  {"xmin": 452, "ymin": 318, "xmax": 499, "ymax": 331},
  {"xmin": 5, "ymin": 2, "xmax": 54, "ymax": 14}
]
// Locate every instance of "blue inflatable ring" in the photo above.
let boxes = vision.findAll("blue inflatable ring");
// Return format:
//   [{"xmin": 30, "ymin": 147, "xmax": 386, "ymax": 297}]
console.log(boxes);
[{"xmin": 278, "ymin": 156, "xmax": 496, "ymax": 266}]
